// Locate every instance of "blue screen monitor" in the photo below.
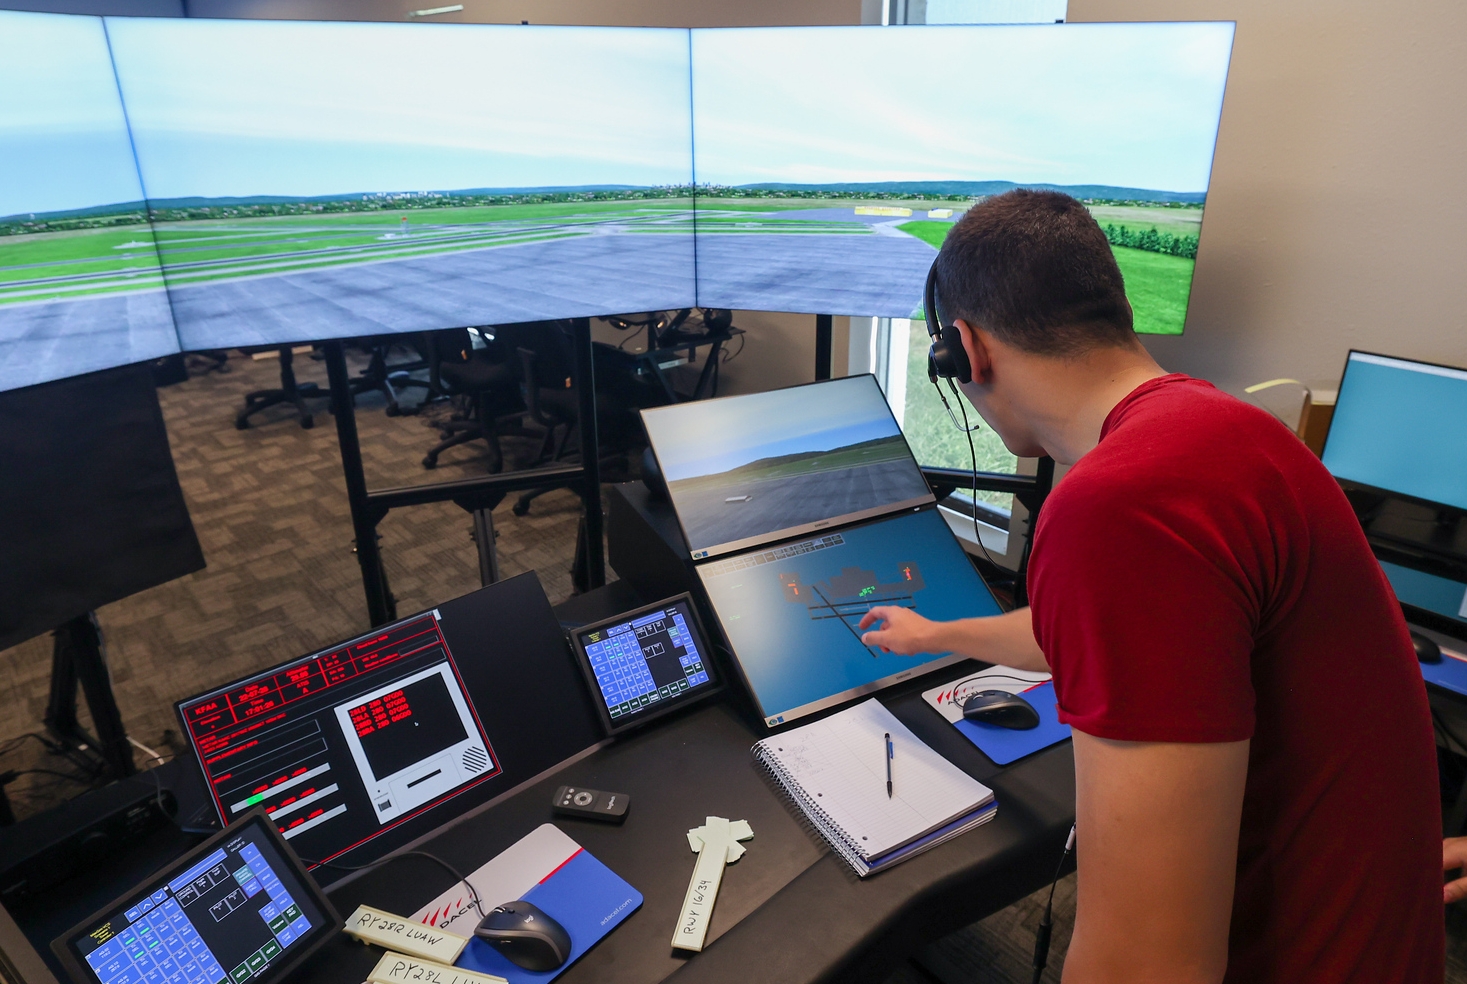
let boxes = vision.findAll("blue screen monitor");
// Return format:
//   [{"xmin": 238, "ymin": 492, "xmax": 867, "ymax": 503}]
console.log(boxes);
[
  {"xmin": 103, "ymin": 17, "xmax": 695, "ymax": 351},
  {"xmin": 1322, "ymin": 351, "xmax": 1467, "ymax": 513},
  {"xmin": 642, "ymin": 374, "xmax": 934, "ymax": 559},
  {"xmin": 0, "ymin": 11, "xmax": 179, "ymax": 394},
  {"xmin": 688, "ymin": 23, "xmax": 1234, "ymax": 331},
  {"xmin": 697, "ymin": 506, "xmax": 1001, "ymax": 727}
]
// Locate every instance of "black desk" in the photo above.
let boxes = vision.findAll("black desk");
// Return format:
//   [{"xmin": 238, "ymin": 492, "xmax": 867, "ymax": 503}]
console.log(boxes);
[{"xmin": 7, "ymin": 583, "xmax": 1075, "ymax": 984}]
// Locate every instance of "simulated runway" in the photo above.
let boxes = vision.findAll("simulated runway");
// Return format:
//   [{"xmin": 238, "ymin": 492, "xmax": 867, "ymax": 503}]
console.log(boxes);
[
  {"xmin": 693, "ymin": 209, "xmax": 938, "ymax": 317},
  {"xmin": 0, "ymin": 290, "xmax": 178, "ymax": 392},
  {"xmin": 167, "ymin": 233, "xmax": 697, "ymax": 350},
  {"xmin": 672, "ymin": 460, "xmax": 933, "ymax": 551}
]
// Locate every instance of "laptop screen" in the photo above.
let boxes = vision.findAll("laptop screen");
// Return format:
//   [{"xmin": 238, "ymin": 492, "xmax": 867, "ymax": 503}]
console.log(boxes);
[
  {"xmin": 641, "ymin": 375, "xmax": 934, "ymax": 559},
  {"xmin": 697, "ymin": 506, "xmax": 1001, "ymax": 726}
]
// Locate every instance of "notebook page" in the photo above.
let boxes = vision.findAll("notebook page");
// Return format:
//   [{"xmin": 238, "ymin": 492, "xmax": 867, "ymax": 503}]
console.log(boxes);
[{"xmin": 764, "ymin": 699, "xmax": 992, "ymax": 858}]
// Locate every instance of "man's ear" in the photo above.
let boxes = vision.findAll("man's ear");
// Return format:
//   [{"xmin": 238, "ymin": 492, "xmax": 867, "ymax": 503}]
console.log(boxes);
[{"xmin": 952, "ymin": 318, "xmax": 992, "ymax": 383}]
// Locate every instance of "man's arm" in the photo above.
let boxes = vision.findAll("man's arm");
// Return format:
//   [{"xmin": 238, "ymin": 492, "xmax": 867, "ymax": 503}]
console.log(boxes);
[
  {"xmin": 1065, "ymin": 730, "xmax": 1249, "ymax": 984},
  {"xmin": 1445, "ymin": 838, "xmax": 1467, "ymax": 903},
  {"xmin": 857, "ymin": 606, "xmax": 1049, "ymax": 672}
]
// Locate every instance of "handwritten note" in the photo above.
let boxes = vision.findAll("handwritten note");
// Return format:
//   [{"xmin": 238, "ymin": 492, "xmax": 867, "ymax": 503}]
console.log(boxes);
[
  {"xmin": 367, "ymin": 953, "xmax": 506, "ymax": 984},
  {"xmin": 345, "ymin": 905, "xmax": 469, "ymax": 964}
]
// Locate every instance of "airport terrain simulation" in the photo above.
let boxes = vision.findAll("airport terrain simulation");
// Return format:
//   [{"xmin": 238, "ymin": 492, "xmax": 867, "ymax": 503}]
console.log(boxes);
[{"xmin": 691, "ymin": 182, "xmax": 1205, "ymax": 333}]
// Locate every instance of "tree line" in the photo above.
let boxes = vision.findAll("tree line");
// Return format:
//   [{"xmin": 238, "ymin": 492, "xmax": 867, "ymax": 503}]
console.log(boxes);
[{"xmin": 1102, "ymin": 223, "xmax": 1199, "ymax": 259}]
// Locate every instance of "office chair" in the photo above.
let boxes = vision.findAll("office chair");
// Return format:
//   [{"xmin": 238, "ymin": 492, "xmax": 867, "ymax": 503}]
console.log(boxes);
[
  {"xmin": 507, "ymin": 320, "xmax": 666, "ymax": 516},
  {"xmin": 420, "ymin": 327, "xmax": 527, "ymax": 473},
  {"xmin": 235, "ymin": 346, "xmax": 328, "ymax": 429},
  {"xmin": 347, "ymin": 336, "xmax": 432, "ymax": 416}
]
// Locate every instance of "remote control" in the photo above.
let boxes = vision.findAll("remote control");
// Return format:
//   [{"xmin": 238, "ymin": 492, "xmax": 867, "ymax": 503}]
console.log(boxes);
[{"xmin": 552, "ymin": 785, "xmax": 630, "ymax": 823}]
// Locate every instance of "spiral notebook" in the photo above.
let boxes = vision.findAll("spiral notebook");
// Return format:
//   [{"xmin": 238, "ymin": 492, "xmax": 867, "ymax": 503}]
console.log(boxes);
[{"xmin": 752, "ymin": 699, "xmax": 997, "ymax": 876}]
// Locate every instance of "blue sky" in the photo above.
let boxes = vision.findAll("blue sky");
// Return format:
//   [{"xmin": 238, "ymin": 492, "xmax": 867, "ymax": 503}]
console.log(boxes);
[
  {"xmin": 105, "ymin": 19, "xmax": 693, "ymax": 200},
  {"xmin": 644, "ymin": 376, "xmax": 903, "ymax": 482},
  {"xmin": 691, "ymin": 23, "xmax": 1234, "ymax": 192},
  {"xmin": 0, "ymin": 12, "xmax": 147, "ymax": 218}
]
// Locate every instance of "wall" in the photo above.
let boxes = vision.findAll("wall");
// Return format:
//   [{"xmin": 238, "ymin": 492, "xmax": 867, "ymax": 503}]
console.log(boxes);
[{"xmin": 1070, "ymin": 0, "xmax": 1467, "ymax": 396}]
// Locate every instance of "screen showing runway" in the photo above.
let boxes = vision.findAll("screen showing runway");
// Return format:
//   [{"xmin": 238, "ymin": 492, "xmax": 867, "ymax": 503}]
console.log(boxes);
[
  {"xmin": 698, "ymin": 507, "xmax": 1001, "ymax": 726},
  {"xmin": 642, "ymin": 375, "xmax": 933, "ymax": 558},
  {"xmin": 689, "ymin": 23, "xmax": 1234, "ymax": 330},
  {"xmin": 105, "ymin": 18, "xmax": 695, "ymax": 351},
  {"xmin": 0, "ymin": 11, "xmax": 179, "ymax": 393}
]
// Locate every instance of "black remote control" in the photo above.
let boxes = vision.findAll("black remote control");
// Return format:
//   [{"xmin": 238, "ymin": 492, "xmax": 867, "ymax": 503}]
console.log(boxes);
[{"xmin": 552, "ymin": 785, "xmax": 630, "ymax": 823}]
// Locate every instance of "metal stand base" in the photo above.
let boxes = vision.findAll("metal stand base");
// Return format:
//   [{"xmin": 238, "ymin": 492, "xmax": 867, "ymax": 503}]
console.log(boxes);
[{"xmin": 43, "ymin": 613, "xmax": 135, "ymax": 780}]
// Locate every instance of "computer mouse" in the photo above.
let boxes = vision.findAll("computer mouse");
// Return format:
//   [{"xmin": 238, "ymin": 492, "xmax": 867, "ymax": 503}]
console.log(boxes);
[
  {"xmin": 1411, "ymin": 631, "xmax": 1443, "ymax": 664},
  {"xmin": 961, "ymin": 690, "xmax": 1041, "ymax": 730},
  {"xmin": 474, "ymin": 900, "xmax": 572, "ymax": 971}
]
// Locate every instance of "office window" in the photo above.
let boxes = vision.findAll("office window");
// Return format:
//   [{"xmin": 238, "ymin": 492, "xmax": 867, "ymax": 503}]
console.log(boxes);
[{"xmin": 865, "ymin": 317, "xmax": 1018, "ymax": 520}]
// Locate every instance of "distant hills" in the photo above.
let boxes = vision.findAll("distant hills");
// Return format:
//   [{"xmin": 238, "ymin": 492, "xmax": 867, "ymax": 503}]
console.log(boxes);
[
  {"xmin": 5, "ymin": 179, "xmax": 1203, "ymax": 226},
  {"xmin": 728, "ymin": 181, "xmax": 1206, "ymax": 204}
]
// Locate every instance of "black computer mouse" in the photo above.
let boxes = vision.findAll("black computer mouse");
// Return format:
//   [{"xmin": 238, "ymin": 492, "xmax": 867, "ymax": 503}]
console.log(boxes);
[
  {"xmin": 474, "ymin": 900, "xmax": 572, "ymax": 971},
  {"xmin": 962, "ymin": 690, "xmax": 1041, "ymax": 730},
  {"xmin": 1411, "ymin": 631, "xmax": 1443, "ymax": 664}
]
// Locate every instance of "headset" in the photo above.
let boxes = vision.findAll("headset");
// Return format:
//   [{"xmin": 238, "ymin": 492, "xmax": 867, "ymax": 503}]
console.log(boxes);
[{"xmin": 923, "ymin": 261, "xmax": 981, "ymax": 433}]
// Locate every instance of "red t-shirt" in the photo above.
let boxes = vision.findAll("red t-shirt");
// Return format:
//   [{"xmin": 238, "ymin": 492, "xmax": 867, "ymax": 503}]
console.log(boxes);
[{"xmin": 1029, "ymin": 374, "xmax": 1443, "ymax": 983}]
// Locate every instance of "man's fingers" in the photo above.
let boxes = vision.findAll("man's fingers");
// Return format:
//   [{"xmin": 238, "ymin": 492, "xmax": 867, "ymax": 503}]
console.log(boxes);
[
  {"xmin": 860, "ymin": 628, "xmax": 887, "ymax": 647},
  {"xmin": 858, "ymin": 607, "xmax": 891, "ymax": 631},
  {"xmin": 1446, "ymin": 876, "xmax": 1467, "ymax": 904}
]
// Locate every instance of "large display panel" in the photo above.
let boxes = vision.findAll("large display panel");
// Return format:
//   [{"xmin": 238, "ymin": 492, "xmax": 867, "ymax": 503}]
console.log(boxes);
[
  {"xmin": 698, "ymin": 506, "xmax": 1002, "ymax": 726},
  {"xmin": 174, "ymin": 573, "xmax": 601, "ymax": 869},
  {"xmin": 105, "ymin": 18, "xmax": 695, "ymax": 351},
  {"xmin": 1322, "ymin": 351, "xmax": 1467, "ymax": 513},
  {"xmin": 0, "ymin": 11, "xmax": 179, "ymax": 393},
  {"xmin": 689, "ymin": 23, "xmax": 1234, "ymax": 331},
  {"xmin": 641, "ymin": 374, "xmax": 933, "ymax": 559}
]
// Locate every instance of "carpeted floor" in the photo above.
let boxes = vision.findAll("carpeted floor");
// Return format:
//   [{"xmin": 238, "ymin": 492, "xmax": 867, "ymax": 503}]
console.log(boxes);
[
  {"xmin": 0, "ymin": 346, "xmax": 588, "ymax": 819},
  {"xmin": 0, "ymin": 348, "xmax": 1461, "ymax": 983}
]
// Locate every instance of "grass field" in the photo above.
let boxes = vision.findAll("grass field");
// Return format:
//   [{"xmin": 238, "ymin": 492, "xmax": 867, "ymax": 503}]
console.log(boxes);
[{"xmin": 0, "ymin": 198, "xmax": 693, "ymax": 307}]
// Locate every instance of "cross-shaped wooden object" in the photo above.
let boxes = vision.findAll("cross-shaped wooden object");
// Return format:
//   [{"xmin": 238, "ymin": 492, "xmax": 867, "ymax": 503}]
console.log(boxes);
[{"xmin": 671, "ymin": 816, "xmax": 753, "ymax": 952}]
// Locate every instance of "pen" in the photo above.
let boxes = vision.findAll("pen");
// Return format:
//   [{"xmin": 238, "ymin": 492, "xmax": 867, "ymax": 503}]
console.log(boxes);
[{"xmin": 885, "ymin": 732, "xmax": 894, "ymax": 798}]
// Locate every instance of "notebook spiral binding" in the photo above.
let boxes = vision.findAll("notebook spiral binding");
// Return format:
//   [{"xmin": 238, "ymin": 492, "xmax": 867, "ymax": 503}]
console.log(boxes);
[{"xmin": 752, "ymin": 744, "xmax": 871, "ymax": 876}]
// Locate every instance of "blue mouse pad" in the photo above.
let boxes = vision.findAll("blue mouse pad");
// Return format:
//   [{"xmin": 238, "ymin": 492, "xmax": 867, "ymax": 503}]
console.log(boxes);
[
  {"xmin": 454, "ymin": 847, "xmax": 642, "ymax": 983},
  {"xmin": 1420, "ymin": 645, "xmax": 1467, "ymax": 698},
  {"xmin": 953, "ymin": 681, "xmax": 1071, "ymax": 766}
]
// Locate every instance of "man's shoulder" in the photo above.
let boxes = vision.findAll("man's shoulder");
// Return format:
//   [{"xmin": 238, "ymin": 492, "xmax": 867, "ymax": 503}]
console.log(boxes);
[{"xmin": 1040, "ymin": 377, "xmax": 1323, "ymax": 538}]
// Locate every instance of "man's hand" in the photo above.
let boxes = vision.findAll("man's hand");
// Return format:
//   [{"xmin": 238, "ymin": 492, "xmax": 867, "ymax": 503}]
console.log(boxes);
[
  {"xmin": 859, "ymin": 606, "xmax": 936, "ymax": 654},
  {"xmin": 1444, "ymin": 838, "xmax": 1467, "ymax": 903},
  {"xmin": 857, "ymin": 606, "xmax": 1051, "ymax": 673},
  {"xmin": 1064, "ymin": 730, "xmax": 1249, "ymax": 984}
]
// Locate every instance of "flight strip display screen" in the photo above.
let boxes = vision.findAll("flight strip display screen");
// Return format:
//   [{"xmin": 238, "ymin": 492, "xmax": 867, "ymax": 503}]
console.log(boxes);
[
  {"xmin": 177, "ymin": 612, "xmax": 498, "ymax": 867},
  {"xmin": 697, "ymin": 506, "xmax": 1002, "ymax": 726},
  {"xmin": 57, "ymin": 812, "xmax": 337, "ymax": 984}
]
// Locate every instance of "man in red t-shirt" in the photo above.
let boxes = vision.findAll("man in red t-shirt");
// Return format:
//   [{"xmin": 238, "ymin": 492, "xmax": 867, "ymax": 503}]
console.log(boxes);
[{"xmin": 858, "ymin": 190, "xmax": 1442, "ymax": 982}]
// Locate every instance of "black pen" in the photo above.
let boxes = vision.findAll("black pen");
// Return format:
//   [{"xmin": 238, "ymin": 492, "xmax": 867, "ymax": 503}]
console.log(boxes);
[{"xmin": 885, "ymin": 732, "xmax": 894, "ymax": 798}]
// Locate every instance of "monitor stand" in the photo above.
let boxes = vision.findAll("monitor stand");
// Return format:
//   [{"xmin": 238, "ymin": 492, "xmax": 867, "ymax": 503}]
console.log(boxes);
[{"xmin": 44, "ymin": 613, "xmax": 136, "ymax": 781}]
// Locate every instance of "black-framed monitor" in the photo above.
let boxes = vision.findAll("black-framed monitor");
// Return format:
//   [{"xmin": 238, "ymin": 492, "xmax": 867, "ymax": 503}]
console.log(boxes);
[
  {"xmin": 173, "ymin": 573, "xmax": 600, "ymax": 869},
  {"xmin": 52, "ymin": 809, "xmax": 340, "ymax": 984},
  {"xmin": 1322, "ymin": 350, "xmax": 1467, "ymax": 513},
  {"xmin": 641, "ymin": 374, "xmax": 935, "ymax": 560},
  {"xmin": 569, "ymin": 593, "xmax": 721, "ymax": 735},
  {"xmin": 697, "ymin": 505, "xmax": 1002, "ymax": 727}
]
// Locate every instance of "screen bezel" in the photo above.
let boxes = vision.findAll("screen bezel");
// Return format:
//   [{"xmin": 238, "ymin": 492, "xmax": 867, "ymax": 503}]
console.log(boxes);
[
  {"xmin": 639, "ymin": 374, "xmax": 937, "ymax": 560},
  {"xmin": 569, "ymin": 592, "xmax": 723, "ymax": 736},
  {"xmin": 696, "ymin": 504, "xmax": 998, "ymax": 730},
  {"xmin": 51, "ymin": 808, "xmax": 341, "ymax": 984},
  {"xmin": 1321, "ymin": 348, "xmax": 1467, "ymax": 516}
]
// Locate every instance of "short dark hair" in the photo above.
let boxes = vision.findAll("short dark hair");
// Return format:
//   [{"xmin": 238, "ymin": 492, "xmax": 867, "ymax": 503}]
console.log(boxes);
[{"xmin": 933, "ymin": 189, "xmax": 1134, "ymax": 356}]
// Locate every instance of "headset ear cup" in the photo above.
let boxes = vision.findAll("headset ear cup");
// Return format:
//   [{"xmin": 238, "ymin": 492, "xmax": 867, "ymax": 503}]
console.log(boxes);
[{"xmin": 939, "ymin": 325, "xmax": 972, "ymax": 385}]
